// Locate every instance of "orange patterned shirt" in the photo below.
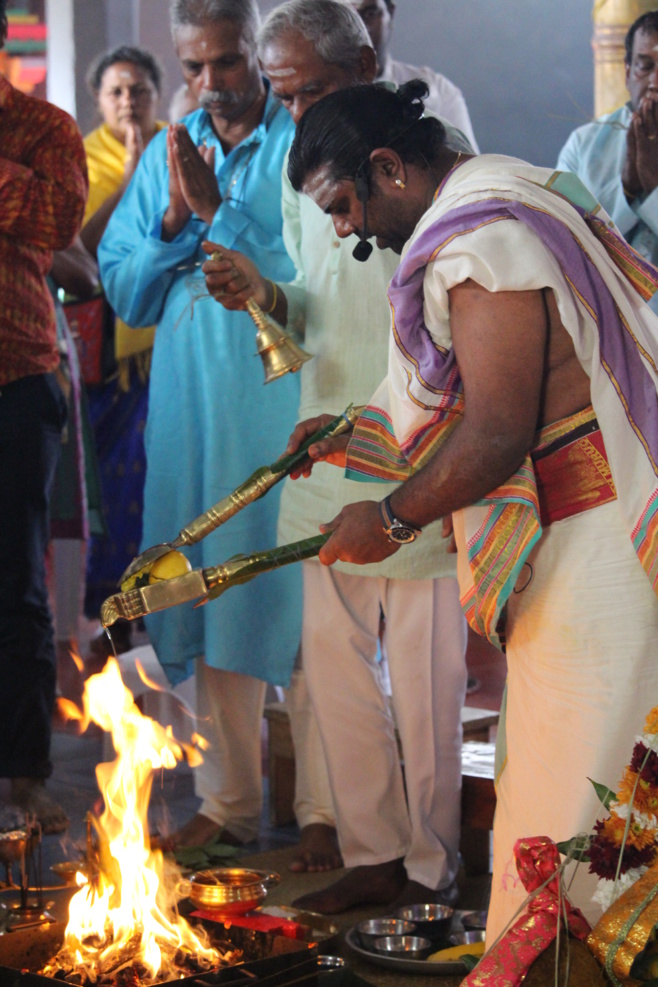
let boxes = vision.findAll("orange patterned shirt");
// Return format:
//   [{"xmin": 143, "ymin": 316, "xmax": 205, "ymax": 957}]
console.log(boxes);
[{"xmin": 0, "ymin": 75, "xmax": 88, "ymax": 385}]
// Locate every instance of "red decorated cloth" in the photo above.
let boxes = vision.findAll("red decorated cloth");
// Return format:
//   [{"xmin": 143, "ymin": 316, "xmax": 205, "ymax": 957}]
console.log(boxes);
[
  {"xmin": 462, "ymin": 836, "xmax": 591, "ymax": 986},
  {"xmin": 191, "ymin": 909, "xmax": 307, "ymax": 940}
]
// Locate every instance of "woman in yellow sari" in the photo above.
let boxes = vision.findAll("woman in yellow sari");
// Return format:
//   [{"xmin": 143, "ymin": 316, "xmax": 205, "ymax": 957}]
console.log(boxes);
[{"xmin": 81, "ymin": 46, "xmax": 166, "ymax": 654}]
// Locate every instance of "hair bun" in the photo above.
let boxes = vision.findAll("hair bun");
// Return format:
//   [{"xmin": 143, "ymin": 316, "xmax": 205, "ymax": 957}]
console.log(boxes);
[{"xmin": 396, "ymin": 79, "xmax": 429, "ymax": 123}]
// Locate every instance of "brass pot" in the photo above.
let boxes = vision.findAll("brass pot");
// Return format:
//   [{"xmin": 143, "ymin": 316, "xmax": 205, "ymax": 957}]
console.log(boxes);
[{"xmin": 180, "ymin": 867, "xmax": 280, "ymax": 916}]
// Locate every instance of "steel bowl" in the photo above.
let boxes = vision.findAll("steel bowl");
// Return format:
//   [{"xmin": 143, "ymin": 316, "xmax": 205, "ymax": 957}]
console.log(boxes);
[
  {"xmin": 372, "ymin": 935, "xmax": 432, "ymax": 960},
  {"xmin": 356, "ymin": 917, "xmax": 416, "ymax": 949},
  {"xmin": 461, "ymin": 909, "xmax": 488, "ymax": 930},
  {"xmin": 181, "ymin": 867, "xmax": 280, "ymax": 915},
  {"xmin": 448, "ymin": 930, "xmax": 486, "ymax": 946},
  {"xmin": 395, "ymin": 903, "xmax": 454, "ymax": 940}
]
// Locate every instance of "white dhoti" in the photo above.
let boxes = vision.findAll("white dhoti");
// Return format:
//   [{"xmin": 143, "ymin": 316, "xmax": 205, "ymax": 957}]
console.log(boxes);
[
  {"xmin": 302, "ymin": 561, "xmax": 467, "ymax": 889},
  {"xmin": 486, "ymin": 500, "xmax": 658, "ymax": 944}
]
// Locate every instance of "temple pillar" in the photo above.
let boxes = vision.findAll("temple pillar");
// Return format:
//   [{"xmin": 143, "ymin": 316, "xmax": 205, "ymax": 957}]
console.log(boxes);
[{"xmin": 593, "ymin": 0, "xmax": 658, "ymax": 117}]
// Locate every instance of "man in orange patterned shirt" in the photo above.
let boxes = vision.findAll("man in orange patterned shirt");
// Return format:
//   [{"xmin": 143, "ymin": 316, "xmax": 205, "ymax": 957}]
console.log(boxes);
[{"xmin": 0, "ymin": 0, "xmax": 87, "ymax": 832}]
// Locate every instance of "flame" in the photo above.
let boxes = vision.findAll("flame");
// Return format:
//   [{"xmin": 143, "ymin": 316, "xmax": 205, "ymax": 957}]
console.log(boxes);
[
  {"xmin": 69, "ymin": 647, "xmax": 85, "ymax": 673},
  {"xmin": 135, "ymin": 659, "xmax": 165, "ymax": 693},
  {"xmin": 45, "ymin": 657, "xmax": 220, "ymax": 984}
]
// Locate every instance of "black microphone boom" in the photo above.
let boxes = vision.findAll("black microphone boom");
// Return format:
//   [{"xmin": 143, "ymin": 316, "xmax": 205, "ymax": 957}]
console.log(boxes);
[
  {"xmin": 353, "ymin": 168, "xmax": 373, "ymax": 262},
  {"xmin": 353, "ymin": 239, "xmax": 373, "ymax": 262}
]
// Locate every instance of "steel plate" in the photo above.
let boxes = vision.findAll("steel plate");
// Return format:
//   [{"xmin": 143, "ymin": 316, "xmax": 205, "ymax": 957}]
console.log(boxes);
[{"xmin": 345, "ymin": 927, "xmax": 469, "ymax": 975}]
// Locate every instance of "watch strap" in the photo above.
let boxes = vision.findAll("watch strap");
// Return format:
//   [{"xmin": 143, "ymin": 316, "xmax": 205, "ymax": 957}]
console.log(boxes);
[{"xmin": 379, "ymin": 496, "xmax": 421, "ymax": 538}]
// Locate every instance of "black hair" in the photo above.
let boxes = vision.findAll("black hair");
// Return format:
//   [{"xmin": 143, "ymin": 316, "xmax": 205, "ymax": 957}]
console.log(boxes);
[
  {"xmin": 86, "ymin": 45, "xmax": 163, "ymax": 96},
  {"xmin": 625, "ymin": 11, "xmax": 658, "ymax": 64},
  {"xmin": 288, "ymin": 79, "xmax": 446, "ymax": 192}
]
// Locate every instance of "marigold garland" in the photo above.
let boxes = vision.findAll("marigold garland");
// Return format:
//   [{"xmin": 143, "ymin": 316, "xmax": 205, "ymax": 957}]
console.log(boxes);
[{"xmin": 585, "ymin": 706, "xmax": 658, "ymax": 892}]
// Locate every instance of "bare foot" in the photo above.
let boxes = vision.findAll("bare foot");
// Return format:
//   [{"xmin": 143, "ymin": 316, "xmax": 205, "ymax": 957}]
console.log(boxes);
[
  {"xmin": 390, "ymin": 877, "xmax": 460, "ymax": 910},
  {"xmin": 153, "ymin": 812, "xmax": 244, "ymax": 851},
  {"xmin": 289, "ymin": 823, "xmax": 343, "ymax": 873},
  {"xmin": 10, "ymin": 779, "xmax": 69, "ymax": 835},
  {"xmin": 292, "ymin": 858, "xmax": 406, "ymax": 914}
]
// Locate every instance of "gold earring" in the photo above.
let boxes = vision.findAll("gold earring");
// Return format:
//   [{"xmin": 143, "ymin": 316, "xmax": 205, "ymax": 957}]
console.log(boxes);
[{"xmin": 394, "ymin": 178, "xmax": 406, "ymax": 190}]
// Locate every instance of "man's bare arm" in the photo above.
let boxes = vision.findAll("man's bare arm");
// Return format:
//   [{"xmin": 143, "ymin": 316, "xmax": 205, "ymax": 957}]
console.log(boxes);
[
  {"xmin": 388, "ymin": 280, "xmax": 546, "ymax": 525},
  {"xmin": 317, "ymin": 281, "xmax": 548, "ymax": 566}
]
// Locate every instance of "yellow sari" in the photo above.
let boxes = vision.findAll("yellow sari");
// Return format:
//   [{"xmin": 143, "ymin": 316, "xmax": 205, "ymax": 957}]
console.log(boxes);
[{"xmin": 83, "ymin": 122, "xmax": 166, "ymax": 385}]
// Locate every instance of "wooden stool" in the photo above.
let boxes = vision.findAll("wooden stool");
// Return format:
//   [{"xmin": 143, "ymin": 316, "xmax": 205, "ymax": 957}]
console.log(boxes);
[{"xmin": 262, "ymin": 703, "xmax": 499, "ymax": 865}]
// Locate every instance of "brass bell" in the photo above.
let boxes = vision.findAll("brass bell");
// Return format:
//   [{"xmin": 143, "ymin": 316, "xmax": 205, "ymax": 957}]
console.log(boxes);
[
  {"xmin": 246, "ymin": 298, "xmax": 313, "ymax": 384},
  {"xmin": 210, "ymin": 250, "xmax": 312, "ymax": 384}
]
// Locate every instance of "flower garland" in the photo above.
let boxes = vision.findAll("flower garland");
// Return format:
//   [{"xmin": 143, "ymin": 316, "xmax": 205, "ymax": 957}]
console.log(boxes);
[{"xmin": 579, "ymin": 706, "xmax": 658, "ymax": 911}]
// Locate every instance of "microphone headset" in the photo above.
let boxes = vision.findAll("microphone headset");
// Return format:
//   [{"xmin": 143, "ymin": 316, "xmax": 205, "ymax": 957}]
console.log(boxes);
[{"xmin": 352, "ymin": 169, "xmax": 373, "ymax": 262}]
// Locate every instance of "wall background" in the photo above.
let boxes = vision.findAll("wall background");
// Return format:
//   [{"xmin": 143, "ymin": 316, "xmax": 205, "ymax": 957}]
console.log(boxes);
[{"xmin": 53, "ymin": 0, "xmax": 597, "ymax": 167}]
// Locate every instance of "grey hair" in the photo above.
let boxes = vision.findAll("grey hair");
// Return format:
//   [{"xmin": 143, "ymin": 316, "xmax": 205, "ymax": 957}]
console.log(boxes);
[
  {"xmin": 257, "ymin": 0, "xmax": 371, "ymax": 73},
  {"xmin": 170, "ymin": 0, "xmax": 260, "ymax": 43}
]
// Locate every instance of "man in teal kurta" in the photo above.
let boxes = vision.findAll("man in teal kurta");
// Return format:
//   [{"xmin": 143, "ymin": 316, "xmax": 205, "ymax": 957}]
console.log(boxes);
[
  {"xmin": 557, "ymin": 10, "xmax": 658, "ymax": 315},
  {"xmin": 98, "ymin": 0, "xmax": 300, "ymax": 847}
]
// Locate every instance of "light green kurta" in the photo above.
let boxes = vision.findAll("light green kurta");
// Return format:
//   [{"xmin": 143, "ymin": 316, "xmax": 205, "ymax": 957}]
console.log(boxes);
[{"xmin": 275, "ymin": 166, "xmax": 455, "ymax": 580}]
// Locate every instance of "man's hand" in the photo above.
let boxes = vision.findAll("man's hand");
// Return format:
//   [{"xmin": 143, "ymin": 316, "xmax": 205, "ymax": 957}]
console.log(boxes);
[
  {"xmin": 623, "ymin": 116, "xmax": 642, "ymax": 198},
  {"xmin": 318, "ymin": 501, "xmax": 400, "ymax": 566},
  {"xmin": 633, "ymin": 96, "xmax": 658, "ymax": 194},
  {"xmin": 171, "ymin": 124, "xmax": 220, "ymax": 223},
  {"xmin": 163, "ymin": 126, "xmax": 193, "ymax": 240},
  {"xmin": 284, "ymin": 414, "xmax": 349, "ymax": 478},
  {"xmin": 163, "ymin": 124, "xmax": 220, "ymax": 240},
  {"xmin": 201, "ymin": 241, "xmax": 271, "ymax": 310}
]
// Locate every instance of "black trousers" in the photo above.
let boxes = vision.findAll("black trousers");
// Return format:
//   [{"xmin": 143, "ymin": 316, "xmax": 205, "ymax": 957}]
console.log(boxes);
[{"xmin": 0, "ymin": 372, "xmax": 66, "ymax": 778}]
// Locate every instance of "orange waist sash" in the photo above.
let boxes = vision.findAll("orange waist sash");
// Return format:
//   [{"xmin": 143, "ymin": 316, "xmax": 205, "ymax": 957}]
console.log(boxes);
[{"xmin": 531, "ymin": 407, "xmax": 617, "ymax": 527}]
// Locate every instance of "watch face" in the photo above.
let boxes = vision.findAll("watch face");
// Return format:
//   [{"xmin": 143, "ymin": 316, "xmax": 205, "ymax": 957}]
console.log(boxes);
[{"xmin": 388, "ymin": 525, "xmax": 417, "ymax": 544}]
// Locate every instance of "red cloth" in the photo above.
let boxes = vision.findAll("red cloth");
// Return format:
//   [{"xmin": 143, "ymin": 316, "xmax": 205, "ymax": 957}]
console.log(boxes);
[
  {"xmin": 462, "ymin": 836, "xmax": 591, "ymax": 986},
  {"xmin": 532, "ymin": 418, "xmax": 617, "ymax": 527},
  {"xmin": 0, "ymin": 75, "xmax": 87, "ymax": 385},
  {"xmin": 191, "ymin": 909, "xmax": 307, "ymax": 940}
]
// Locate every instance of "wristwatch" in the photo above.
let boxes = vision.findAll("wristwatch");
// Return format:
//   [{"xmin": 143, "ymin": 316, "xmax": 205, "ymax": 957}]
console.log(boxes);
[{"xmin": 379, "ymin": 495, "xmax": 422, "ymax": 544}]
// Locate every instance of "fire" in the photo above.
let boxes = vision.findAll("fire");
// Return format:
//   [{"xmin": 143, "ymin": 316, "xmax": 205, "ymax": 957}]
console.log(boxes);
[{"xmin": 46, "ymin": 658, "xmax": 227, "ymax": 985}]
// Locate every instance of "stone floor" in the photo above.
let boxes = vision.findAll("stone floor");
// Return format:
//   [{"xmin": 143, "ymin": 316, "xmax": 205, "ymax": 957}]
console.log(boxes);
[{"xmin": 1, "ymin": 621, "xmax": 505, "ymax": 906}]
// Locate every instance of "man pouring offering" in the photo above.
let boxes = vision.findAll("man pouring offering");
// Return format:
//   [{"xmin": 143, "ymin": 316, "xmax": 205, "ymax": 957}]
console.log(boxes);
[{"xmin": 265, "ymin": 79, "xmax": 658, "ymax": 943}]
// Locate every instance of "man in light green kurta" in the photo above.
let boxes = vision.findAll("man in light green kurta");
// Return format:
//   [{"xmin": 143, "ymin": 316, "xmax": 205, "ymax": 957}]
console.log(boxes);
[{"xmin": 202, "ymin": 0, "xmax": 473, "ymax": 913}]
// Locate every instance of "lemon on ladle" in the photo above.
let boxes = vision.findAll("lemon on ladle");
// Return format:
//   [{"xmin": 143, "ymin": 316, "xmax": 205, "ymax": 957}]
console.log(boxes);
[{"xmin": 120, "ymin": 550, "xmax": 192, "ymax": 592}]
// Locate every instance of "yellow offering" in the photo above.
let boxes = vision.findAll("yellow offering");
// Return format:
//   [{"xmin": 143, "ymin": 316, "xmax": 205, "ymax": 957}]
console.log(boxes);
[
  {"xmin": 120, "ymin": 549, "xmax": 191, "ymax": 592},
  {"xmin": 427, "ymin": 941, "xmax": 485, "ymax": 962},
  {"xmin": 148, "ymin": 550, "xmax": 192, "ymax": 583}
]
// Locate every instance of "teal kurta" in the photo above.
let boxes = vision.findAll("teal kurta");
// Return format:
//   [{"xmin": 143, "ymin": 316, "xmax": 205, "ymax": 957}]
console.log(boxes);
[
  {"xmin": 99, "ymin": 91, "xmax": 301, "ymax": 687},
  {"xmin": 557, "ymin": 104, "xmax": 658, "ymax": 315}
]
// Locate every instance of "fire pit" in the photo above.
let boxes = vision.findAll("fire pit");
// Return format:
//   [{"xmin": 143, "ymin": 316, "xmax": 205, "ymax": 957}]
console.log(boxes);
[
  {"xmin": 0, "ymin": 916, "xmax": 318, "ymax": 987},
  {"xmin": 41, "ymin": 659, "xmax": 316, "ymax": 987}
]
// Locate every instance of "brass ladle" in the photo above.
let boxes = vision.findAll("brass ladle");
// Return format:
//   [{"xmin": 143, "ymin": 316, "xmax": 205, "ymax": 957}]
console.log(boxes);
[
  {"xmin": 102, "ymin": 534, "xmax": 329, "ymax": 628},
  {"xmin": 118, "ymin": 404, "xmax": 364, "ymax": 588}
]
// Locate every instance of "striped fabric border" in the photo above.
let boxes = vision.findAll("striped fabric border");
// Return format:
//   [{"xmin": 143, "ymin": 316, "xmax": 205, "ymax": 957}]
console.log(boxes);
[
  {"xmin": 346, "ymin": 171, "xmax": 658, "ymax": 648},
  {"xmin": 345, "ymin": 407, "xmax": 413, "ymax": 483},
  {"xmin": 633, "ymin": 489, "xmax": 658, "ymax": 589}
]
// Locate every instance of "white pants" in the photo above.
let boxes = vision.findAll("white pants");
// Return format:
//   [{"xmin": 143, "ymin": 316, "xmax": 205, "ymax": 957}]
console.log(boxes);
[
  {"xmin": 487, "ymin": 501, "xmax": 658, "ymax": 944},
  {"xmin": 302, "ymin": 561, "xmax": 468, "ymax": 889},
  {"xmin": 194, "ymin": 658, "xmax": 334, "ymax": 843}
]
